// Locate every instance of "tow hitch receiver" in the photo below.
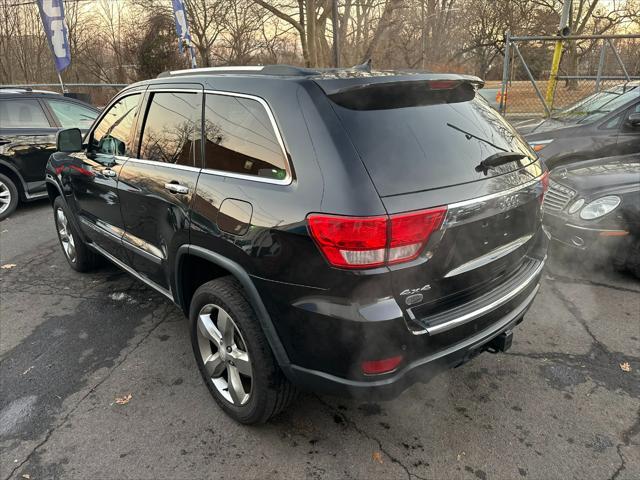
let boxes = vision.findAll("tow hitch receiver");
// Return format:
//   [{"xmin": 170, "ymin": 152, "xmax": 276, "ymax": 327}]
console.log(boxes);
[{"xmin": 486, "ymin": 330, "xmax": 513, "ymax": 353}]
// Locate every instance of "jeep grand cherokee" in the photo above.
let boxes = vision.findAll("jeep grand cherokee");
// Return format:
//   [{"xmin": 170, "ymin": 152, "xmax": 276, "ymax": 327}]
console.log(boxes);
[{"xmin": 46, "ymin": 65, "xmax": 549, "ymax": 424}]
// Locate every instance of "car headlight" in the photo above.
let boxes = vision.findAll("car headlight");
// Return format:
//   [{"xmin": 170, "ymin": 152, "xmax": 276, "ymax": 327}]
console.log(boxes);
[
  {"xmin": 528, "ymin": 140, "xmax": 553, "ymax": 152},
  {"xmin": 579, "ymin": 196, "xmax": 621, "ymax": 220},
  {"xmin": 567, "ymin": 198, "xmax": 584, "ymax": 214}
]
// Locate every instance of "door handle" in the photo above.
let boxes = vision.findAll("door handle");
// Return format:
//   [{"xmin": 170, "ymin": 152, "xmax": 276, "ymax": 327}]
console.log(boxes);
[
  {"xmin": 103, "ymin": 169, "xmax": 117, "ymax": 178},
  {"xmin": 164, "ymin": 183, "xmax": 189, "ymax": 194}
]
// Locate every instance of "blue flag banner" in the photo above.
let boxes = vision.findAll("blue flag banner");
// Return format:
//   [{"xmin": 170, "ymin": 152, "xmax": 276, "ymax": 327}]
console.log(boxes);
[{"xmin": 37, "ymin": 0, "xmax": 71, "ymax": 72}]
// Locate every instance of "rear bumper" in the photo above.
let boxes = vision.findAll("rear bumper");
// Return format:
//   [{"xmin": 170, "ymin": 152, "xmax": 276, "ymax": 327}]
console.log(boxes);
[
  {"xmin": 543, "ymin": 212, "xmax": 630, "ymax": 251},
  {"xmin": 284, "ymin": 284, "xmax": 538, "ymax": 399}
]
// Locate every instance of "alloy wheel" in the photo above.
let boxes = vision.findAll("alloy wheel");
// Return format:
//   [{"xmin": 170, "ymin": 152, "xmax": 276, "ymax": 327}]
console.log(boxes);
[
  {"xmin": 55, "ymin": 207, "xmax": 76, "ymax": 263},
  {"xmin": 196, "ymin": 304, "xmax": 253, "ymax": 406},
  {"xmin": 0, "ymin": 179, "xmax": 11, "ymax": 215}
]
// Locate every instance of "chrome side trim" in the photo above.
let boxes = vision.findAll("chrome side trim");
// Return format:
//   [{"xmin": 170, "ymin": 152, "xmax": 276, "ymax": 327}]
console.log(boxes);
[
  {"xmin": 125, "ymin": 157, "xmax": 201, "ymax": 173},
  {"xmin": 412, "ymin": 257, "xmax": 545, "ymax": 336},
  {"xmin": 203, "ymin": 89, "xmax": 293, "ymax": 186},
  {"xmin": 444, "ymin": 234, "xmax": 534, "ymax": 278},
  {"xmin": 170, "ymin": 66, "xmax": 264, "ymax": 75},
  {"xmin": 122, "ymin": 232, "xmax": 165, "ymax": 264},
  {"xmin": 79, "ymin": 215, "xmax": 165, "ymax": 265},
  {"xmin": 88, "ymin": 242, "xmax": 173, "ymax": 300},
  {"xmin": 79, "ymin": 216, "xmax": 124, "ymax": 242}
]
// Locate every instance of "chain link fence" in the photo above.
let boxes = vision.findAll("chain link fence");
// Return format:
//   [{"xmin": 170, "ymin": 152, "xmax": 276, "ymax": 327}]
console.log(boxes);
[{"xmin": 490, "ymin": 33, "xmax": 640, "ymax": 119}]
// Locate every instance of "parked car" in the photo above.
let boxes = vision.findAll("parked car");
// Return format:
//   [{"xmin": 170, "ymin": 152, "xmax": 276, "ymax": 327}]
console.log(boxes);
[
  {"xmin": 0, "ymin": 88, "xmax": 99, "ymax": 220},
  {"xmin": 46, "ymin": 65, "xmax": 549, "ymax": 423},
  {"xmin": 543, "ymin": 153, "xmax": 640, "ymax": 277},
  {"xmin": 518, "ymin": 82, "xmax": 640, "ymax": 170}
]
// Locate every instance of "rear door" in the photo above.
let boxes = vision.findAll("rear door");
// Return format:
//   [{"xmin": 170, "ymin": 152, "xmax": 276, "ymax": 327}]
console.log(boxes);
[
  {"xmin": 117, "ymin": 85, "xmax": 202, "ymax": 292},
  {"xmin": 0, "ymin": 96, "xmax": 58, "ymax": 197}
]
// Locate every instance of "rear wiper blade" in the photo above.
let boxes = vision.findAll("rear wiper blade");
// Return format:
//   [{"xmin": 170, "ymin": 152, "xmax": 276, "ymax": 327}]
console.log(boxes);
[
  {"xmin": 475, "ymin": 152, "xmax": 526, "ymax": 172},
  {"xmin": 447, "ymin": 123, "xmax": 507, "ymax": 152}
]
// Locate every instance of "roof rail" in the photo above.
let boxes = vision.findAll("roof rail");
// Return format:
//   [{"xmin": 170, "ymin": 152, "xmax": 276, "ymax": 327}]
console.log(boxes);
[{"xmin": 157, "ymin": 64, "xmax": 320, "ymax": 78}]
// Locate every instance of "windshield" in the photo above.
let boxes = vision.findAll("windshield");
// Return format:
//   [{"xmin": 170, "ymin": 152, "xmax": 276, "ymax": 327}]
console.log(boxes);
[{"xmin": 552, "ymin": 84, "xmax": 639, "ymax": 124}]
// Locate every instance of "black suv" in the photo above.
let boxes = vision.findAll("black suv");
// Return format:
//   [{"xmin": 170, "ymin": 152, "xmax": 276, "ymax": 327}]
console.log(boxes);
[
  {"xmin": 0, "ymin": 88, "xmax": 99, "ymax": 219},
  {"xmin": 46, "ymin": 66, "xmax": 549, "ymax": 423}
]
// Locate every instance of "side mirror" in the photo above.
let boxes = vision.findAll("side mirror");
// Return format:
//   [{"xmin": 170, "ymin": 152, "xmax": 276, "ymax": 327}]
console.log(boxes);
[
  {"xmin": 56, "ymin": 128, "xmax": 83, "ymax": 152},
  {"xmin": 627, "ymin": 113, "xmax": 640, "ymax": 128}
]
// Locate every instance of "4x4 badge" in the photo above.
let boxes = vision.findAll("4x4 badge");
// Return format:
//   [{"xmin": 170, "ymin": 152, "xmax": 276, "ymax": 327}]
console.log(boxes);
[{"xmin": 400, "ymin": 284, "xmax": 431, "ymax": 296}]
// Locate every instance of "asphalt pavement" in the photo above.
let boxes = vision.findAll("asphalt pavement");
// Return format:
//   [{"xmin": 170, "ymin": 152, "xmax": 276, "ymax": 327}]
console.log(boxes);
[{"xmin": 1, "ymin": 201, "xmax": 639, "ymax": 480}]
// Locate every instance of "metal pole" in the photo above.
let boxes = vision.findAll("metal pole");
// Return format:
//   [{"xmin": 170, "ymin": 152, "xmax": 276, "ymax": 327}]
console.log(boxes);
[
  {"xmin": 332, "ymin": 0, "xmax": 339, "ymax": 67},
  {"xmin": 421, "ymin": 1, "xmax": 426, "ymax": 70},
  {"xmin": 544, "ymin": 0, "xmax": 572, "ymax": 114},
  {"xmin": 595, "ymin": 40, "xmax": 607, "ymax": 92},
  {"xmin": 607, "ymin": 38, "xmax": 630, "ymax": 81},
  {"xmin": 499, "ymin": 31, "xmax": 511, "ymax": 115},
  {"xmin": 513, "ymin": 43, "xmax": 551, "ymax": 118},
  {"xmin": 57, "ymin": 72, "xmax": 65, "ymax": 93}
]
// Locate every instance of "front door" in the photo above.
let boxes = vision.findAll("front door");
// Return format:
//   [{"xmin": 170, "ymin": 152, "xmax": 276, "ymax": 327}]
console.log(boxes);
[
  {"xmin": 117, "ymin": 85, "xmax": 203, "ymax": 292},
  {"xmin": 71, "ymin": 91, "xmax": 144, "ymax": 262}
]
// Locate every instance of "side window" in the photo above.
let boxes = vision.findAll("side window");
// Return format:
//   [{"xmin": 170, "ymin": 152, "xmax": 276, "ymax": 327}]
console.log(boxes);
[
  {"xmin": 138, "ymin": 92, "xmax": 200, "ymax": 166},
  {"xmin": 602, "ymin": 112, "xmax": 623, "ymax": 130},
  {"xmin": 91, "ymin": 94, "xmax": 141, "ymax": 156},
  {"xmin": 46, "ymin": 99, "xmax": 98, "ymax": 129},
  {"xmin": 203, "ymin": 93, "xmax": 288, "ymax": 180},
  {"xmin": 0, "ymin": 99, "xmax": 50, "ymax": 128}
]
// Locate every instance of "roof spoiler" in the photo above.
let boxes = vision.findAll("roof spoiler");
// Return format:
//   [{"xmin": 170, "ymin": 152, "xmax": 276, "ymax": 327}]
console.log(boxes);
[{"xmin": 318, "ymin": 75, "xmax": 484, "ymax": 110}]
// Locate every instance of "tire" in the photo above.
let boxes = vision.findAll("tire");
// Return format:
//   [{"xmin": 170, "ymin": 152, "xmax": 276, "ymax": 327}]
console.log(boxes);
[
  {"xmin": 0, "ymin": 173, "xmax": 19, "ymax": 221},
  {"xmin": 53, "ymin": 196, "xmax": 98, "ymax": 272},
  {"xmin": 190, "ymin": 276, "xmax": 297, "ymax": 424}
]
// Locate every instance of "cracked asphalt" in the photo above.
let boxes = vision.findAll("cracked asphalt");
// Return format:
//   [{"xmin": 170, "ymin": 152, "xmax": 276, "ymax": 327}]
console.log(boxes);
[{"xmin": 1, "ymin": 202, "xmax": 639, "ymax": 480}]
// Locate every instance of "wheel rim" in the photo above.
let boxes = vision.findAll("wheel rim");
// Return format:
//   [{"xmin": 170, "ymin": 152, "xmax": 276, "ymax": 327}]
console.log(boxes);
[
  {"xmin": 55, "ymin": 207, "xmax": 76, "ymax": 263},
  {"xmin": 0, "ymin": 179, "xmax": 11, "ymax": 215},
  {"xmin": 196, "ymin": 304, "xmax": 253, "ymax": 406}
]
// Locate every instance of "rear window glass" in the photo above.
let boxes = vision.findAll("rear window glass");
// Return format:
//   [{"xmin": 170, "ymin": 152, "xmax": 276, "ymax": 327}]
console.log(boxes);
[{"xmin": 331, "ymin": 97, "xmax": 535, "ymax": 196}]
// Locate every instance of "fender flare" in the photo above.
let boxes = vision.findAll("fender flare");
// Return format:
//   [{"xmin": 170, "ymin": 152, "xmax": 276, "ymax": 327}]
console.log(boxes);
[
  {"xmin": 175, "ymin": 244, "xmax": 291, "ymax": 370},
  {"xmin": 0, "ymin": 159, "xmax": 28, "ymax": 196}
]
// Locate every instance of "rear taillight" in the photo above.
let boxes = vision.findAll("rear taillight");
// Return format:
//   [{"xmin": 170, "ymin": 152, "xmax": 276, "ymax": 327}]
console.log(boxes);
[
  {"xmin": 388, "ymin": 208, "xmax": 447, "ymax": 264},
  {"xmin": 307, "ymin": 207, "xmax": 447, "ymax": 269}
]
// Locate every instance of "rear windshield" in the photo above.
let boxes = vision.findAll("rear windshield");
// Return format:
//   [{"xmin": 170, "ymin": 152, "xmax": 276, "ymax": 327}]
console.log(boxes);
[{"xmin": 331, "ymin": 96, "xmax": 536, "ymax": 196}]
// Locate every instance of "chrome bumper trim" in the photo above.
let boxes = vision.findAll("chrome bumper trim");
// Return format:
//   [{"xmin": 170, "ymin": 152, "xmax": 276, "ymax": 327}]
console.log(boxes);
[{"xmin": 412, "ymin": 257, "xmax": 545, "ymax": 336}]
